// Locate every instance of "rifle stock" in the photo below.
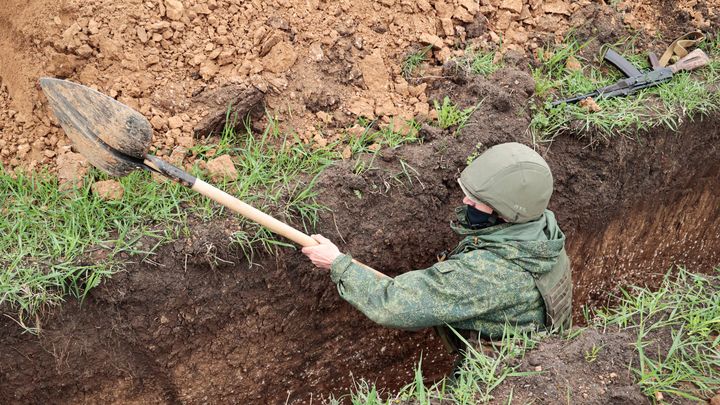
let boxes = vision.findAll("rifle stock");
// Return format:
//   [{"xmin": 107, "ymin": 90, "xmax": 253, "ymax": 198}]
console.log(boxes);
[{"xmin": 669, "ymin": 49, "xmax": 710, "ymax": 73}]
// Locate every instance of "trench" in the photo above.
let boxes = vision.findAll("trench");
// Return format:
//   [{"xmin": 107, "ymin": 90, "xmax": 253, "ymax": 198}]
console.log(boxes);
[
  {"xmin": 570, "ymin": 175, "xmax": 720, "ymax": 311},
  {"xmin": 1, "ymin": 85, "xmax": 719, "ymax": 404}
]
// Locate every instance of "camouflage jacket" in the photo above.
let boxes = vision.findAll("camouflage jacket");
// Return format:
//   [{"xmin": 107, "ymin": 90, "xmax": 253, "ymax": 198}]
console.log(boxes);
[{"xmin": 330, "ymin": 208, "xmax": 566, "ymax": 338}]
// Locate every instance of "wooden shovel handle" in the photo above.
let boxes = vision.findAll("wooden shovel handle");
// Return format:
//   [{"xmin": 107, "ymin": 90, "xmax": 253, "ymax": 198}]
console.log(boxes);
[
  {"xmin": 146, "ymin": 156, "xmax": 388, "ymax": 278},
  {"xmin": 192, "ymin": 179, "xmax": 318, "ymax": 247},
  {"xmin": 194, "ymin": 179, "xmax": 388, "ymax": 278}
]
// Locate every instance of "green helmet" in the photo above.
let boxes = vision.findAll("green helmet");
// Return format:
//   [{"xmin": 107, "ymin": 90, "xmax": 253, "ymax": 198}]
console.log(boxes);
[{"xmin": 458, "ymin": 142, "xmax": 553, "ymax": 224}]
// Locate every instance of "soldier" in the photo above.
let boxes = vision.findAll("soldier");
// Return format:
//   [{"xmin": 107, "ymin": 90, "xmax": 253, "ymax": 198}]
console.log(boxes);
[{"xmin": 302, "ymin": 142, "xmax": 572, "ymax": 354}]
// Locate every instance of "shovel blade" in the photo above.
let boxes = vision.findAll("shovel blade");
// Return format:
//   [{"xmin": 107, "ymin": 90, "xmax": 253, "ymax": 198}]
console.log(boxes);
[{"xmin": 40, "ymin": 78, "xmax": 152, "ymax": 177}]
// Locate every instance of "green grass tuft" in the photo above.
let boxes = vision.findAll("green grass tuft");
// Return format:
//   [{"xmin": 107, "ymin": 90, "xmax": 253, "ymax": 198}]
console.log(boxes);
[
  {"xmin": 593, "ymin": 267, "xmax": 720, "ymax": 402},
  {"xmin": 345, "ymin": 117, "xmax": 421, "ymax": 158},
  {"xmin": 329, "ymin": 324, "xmax": 538, "ymax": 404},
  {"xmin": 433, "ymin": 97, "xmax": 479, "ymax": 133},
  {"xmin": 402, "ymin": 45, "xmax": 433, "ymax": 79},
  {"xmin": 453, "ymin": 47, "xmax": 502, "ymax": 77}
]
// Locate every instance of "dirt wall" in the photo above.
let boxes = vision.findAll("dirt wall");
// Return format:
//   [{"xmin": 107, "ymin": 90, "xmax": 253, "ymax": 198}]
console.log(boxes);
[{"xmin": 570, "ymin": 176, "xmax": 720, "ymax": 310}]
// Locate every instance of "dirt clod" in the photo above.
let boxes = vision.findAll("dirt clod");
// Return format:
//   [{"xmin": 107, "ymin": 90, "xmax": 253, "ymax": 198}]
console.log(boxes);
[
  {"xmin": 190, "ymin": 85, "xmax": 264, "ymax": 137},
  {"xmin": 305, "ymin": 90, "xmax": 340, "ymax": 113},
  {"xmin": 164, "ymin": 0, "xmax": 185, "ymax": 21},
  {"xmin": 566, "ymin": 55, "xmax": 582, "ymax": 71},
  {"xmin": 262, "ymin": 42, "xmax": 298, "ymax": 74},
  {"xmin": 359, "ymin": 50, "xmax": 391, "ymax": 93},
  {"xmin": 501, "ymin": 0, "xmax": 523, "ymax": 13},
  {"xmin": 543, "ymin": 1, "xmax": 571, "ymax": 15},
  {"xmin": 579, "ymin": 97, "xmax": 602, "ymax": 112},
  {"xmin": 206, "ymin": 154, "xmax": 237, "ymax": 181},
  {"xmin": 91, "ymin": 180, "xmax": 124, "ymax": 200},
  {"xmin": 56, "ymin": 151, "xmax": 88, "ymax": 190}
]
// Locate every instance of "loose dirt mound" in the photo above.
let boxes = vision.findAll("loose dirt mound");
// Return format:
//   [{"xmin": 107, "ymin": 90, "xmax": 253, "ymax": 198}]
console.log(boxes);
[{"xmin": 1, "ymin": 0, "xmax": 718, "ymax": 174}]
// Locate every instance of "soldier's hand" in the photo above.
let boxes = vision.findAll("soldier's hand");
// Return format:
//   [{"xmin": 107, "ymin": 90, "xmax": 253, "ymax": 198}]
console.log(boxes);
[{"xmin": 301, "ymin": 234, "xmax": 341, "ymax": 270}]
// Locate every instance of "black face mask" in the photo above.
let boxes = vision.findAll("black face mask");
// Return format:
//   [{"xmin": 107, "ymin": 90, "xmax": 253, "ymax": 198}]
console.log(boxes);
[{"xmin": 465, "ymin": 205, "xmax": 502, "ymax": 229}]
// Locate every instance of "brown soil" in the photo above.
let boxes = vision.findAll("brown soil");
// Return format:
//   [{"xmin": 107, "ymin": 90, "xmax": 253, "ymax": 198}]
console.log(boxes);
[
  {"xmin": 491, "ymin": 328, "xmax": 651, "ymax": 404},
  {"xmin": 2, "ymin": 1, "xmax": 720, "ymax": 404},
  {"xmin": 0, "ymin": 0, "xmax": 718, "ymax": 174}
]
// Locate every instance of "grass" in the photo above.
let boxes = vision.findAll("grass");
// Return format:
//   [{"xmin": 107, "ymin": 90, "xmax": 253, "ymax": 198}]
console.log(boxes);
[
  {"xmin": 459, "ymin": 48, "xmax": 501, "ymax": 76},
  {"xmin": 403, "ymin": 45, "xmax": 499, "ymax": 79},
  {"xmin": 191, "ymin": 114, "xmax": 336, "ymax": 230},
  {"xmin": 342, "ymin": 117, "xmax": 422, "ymax": 177},
  {"xmin": 346, "ymin": 117, "xmax": 422, "ymax": 157},
  {"xmin": 402, "ymin": 45, "xmax": 432, "ymax": 78},
  {"xmin": 329, "ymin": 324, "xmax": 539, "ymax": 404},
  {"xmin": 592, "ymin": 267, "xmax": 720, "ymax": 403},
  {"xmin": 434, "ymin": 97, "xmax": 479, "ymax": 133},
  {"xmin": 530, "ymin": 37, "xmax": 720, "ymax": 141},
  {"xmin": 583, "ymin": 343, "xmax": 602, "ymax": 363},
  {"xmin": 0, "ymin": 168, "xmax": 189, "ymax": 329},
  {"xmin": 0, "ymin": 114, "xmax": 341, "ymax": 330}
]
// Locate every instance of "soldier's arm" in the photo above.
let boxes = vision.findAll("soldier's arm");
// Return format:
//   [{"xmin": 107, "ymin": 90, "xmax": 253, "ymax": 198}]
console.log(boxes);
[{"xmin": 330, "ymin": 253, "xmax": 507, "ymax": 329}]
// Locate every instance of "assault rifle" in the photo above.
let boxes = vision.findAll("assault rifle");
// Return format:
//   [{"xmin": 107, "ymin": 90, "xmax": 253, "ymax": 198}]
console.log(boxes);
[{"xmin": 551, "ymin": 48, "xmax": 710, "ymax": 106}]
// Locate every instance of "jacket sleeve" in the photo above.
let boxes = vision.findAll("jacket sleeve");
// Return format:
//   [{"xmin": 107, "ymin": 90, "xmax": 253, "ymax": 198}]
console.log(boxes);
[{"xmin": 329, "ymin": 253, "xmax": 521, "ymax": 329}]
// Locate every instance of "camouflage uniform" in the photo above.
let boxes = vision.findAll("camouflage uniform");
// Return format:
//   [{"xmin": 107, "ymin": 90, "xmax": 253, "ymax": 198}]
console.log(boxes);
[{"xmin": 330, "ymin": 206, "xmax": 567, "ymax": 339}]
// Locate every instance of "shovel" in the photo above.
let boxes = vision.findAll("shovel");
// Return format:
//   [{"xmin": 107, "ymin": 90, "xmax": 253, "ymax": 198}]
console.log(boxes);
[{"xmin": 39, "ymin": 78, "xmax": 318, "ymax": 247}]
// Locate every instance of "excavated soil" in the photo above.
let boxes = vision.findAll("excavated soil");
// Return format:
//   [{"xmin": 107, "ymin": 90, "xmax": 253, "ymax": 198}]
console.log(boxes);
[
  {"xmin": 2, "ymin": 0, "xmax": 720, "ymax": 404},
  {"xmin": 1, "ymin": 0, "xmax": 718, "ymax": 175}
]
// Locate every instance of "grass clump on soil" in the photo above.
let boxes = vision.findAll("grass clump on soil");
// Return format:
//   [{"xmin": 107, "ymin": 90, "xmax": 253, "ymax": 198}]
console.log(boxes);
[
  {"xmin": 591, "ymin": 267, "xmax": 720, "ymax": 403},
  {"xmin": 530, "ymin": 37, "xmax": 720, "ymax": 141},
  {"xmin": 434, "ymin": 97, "xmax": 478, "ymax": 133},
  {"xmin": 343, "ymin": 117, "xmax": 422, "ymax": 177},
  {"xmin": 0, "ymin": 116, "xmax": 339, "ymax": 330},
  {"xmin": 191, "ymin": 115, "xmax": 335, "ymax": 229},
  {"xmin": 190, "ymin": 115, "xmax": 339, "ymax": 259},
  {"xmin": 456, "ymin": 48, "xmax": 501, "ymax": 76},
  {"xmin": 346, "ymin": 117, "xmax": 422, "ymax": 156},
  {"xmin": 402, "ymin": 46, "xmax": 433, "ymax": 79},
  {"xmin": 0, "ymin": 168, "xmax": 189, "ymax": 329}
]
